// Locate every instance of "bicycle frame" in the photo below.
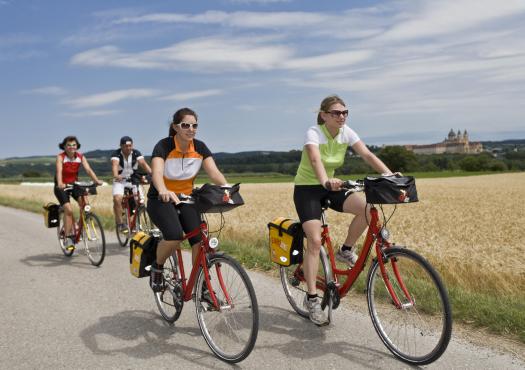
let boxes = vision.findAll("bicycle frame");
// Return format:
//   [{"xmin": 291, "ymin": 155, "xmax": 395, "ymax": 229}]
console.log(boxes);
[
  {"xmin": 170, "ymin": 218, "xmax": 232, "ymax": 310},
  {"xmin": 318, "ymin": 205, "xmax": 413, "ymax": 309},
  {"xmin": 62, "ymin": 187, "xmax": 99, "ymax": 245},
  {"xmin": 121, "ymin": 185, "xmax": 143, "ymax": 231}
]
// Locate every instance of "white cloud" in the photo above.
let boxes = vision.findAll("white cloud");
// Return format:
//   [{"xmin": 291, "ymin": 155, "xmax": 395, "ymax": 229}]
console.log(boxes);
[
  {"xmin": 283, "ymin": 50, "xmax": 373, "ymax": 70},
  {"xmin": 71, "ymin": 37, "xmax": 293, "ymax": 72},
  {"xmin": 71, "ymin": 36, "xmax": 375, "ymax": 73},
  {"xmin": 22, "ymin": 86, "xmax": 67, "ymax": 96},
  {"xmin": 64, "ymin": 89, "xmax": 159, "ymax": 109},
  {"xmin": 114, "ymin": 10, "xmax": 331, "ymax": 29},
  {"xmin": 61, "ymin": 110, "xmax": 119, "ymax": 117},
  {"xmin": 378, "ymin": 0, "xmax": 525, "ymax": 41},
  {"xmin": 159, "ymin": 89, "xmax": 224, "ymax": 101}
]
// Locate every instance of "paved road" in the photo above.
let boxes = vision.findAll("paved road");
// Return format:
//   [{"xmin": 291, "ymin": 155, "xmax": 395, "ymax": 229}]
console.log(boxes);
[{"xmin": 0, "ymin": 205, "xmax": 523, "ymax": 369}]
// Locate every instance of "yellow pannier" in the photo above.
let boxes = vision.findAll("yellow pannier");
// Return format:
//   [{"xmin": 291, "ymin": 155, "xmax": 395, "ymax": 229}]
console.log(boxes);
[
  {"xmin": 268, "ymin": 217, "xmax": 304, "ymax": 266},
  {"xmin": 129, "ymin": 231, "xmax": 158, "ymax": 278}
]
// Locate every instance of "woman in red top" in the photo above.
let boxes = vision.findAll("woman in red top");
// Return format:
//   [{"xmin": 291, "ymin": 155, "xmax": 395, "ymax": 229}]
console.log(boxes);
[{"xmin": 54, "ymin": 136, "xmax": 102, "ymax": 249}]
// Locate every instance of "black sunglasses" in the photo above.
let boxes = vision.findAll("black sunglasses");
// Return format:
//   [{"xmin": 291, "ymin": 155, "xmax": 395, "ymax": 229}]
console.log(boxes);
[{"xmin": 326, "ymin": 110, "xmax": 349, "ymax": 118}]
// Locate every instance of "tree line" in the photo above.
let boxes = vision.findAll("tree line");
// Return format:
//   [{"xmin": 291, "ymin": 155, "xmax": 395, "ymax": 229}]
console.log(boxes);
[{"xmin": 1, "ymin": 144, "xmax": 524, "ymax": 179}]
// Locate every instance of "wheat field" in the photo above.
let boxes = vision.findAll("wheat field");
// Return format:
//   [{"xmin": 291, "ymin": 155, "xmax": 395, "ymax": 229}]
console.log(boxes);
[{"xmin": 2, "ymin": 172, "xmax": 524, "ymax": 295}]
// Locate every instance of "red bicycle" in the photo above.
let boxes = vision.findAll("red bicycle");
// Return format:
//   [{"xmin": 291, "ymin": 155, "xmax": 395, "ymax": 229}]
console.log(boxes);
[
  {"xmin": 57, "ymin": 182, "xmax": 106, "ymax": 266},
  {"xmin": 153, "ymin": 194, "xmax": 259, "ymax": 363},
  {"xmin": 280, "ymin": 179, "xmax": 452, "ymax": 365},
  {"xmin": 116, "ymin": 174, "xmax": 154, "ymax": 247}
]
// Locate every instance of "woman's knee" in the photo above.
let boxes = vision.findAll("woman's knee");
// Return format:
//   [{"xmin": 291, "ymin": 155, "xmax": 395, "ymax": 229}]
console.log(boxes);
[{"xmin": 305, "ymin": 236, "xmax": 322, "ymax": 253}]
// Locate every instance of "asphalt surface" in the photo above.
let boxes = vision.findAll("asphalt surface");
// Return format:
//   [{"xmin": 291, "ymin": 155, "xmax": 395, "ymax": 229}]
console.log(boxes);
[{"xmin": 0, "ymin": 205, "xmax": 523, "ymax": 369}]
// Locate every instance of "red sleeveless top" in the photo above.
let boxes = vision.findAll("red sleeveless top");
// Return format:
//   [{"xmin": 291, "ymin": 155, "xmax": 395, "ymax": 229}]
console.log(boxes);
[{"xmin": 59, "ymin": 152, "xmax": 83, "ymax": 184}]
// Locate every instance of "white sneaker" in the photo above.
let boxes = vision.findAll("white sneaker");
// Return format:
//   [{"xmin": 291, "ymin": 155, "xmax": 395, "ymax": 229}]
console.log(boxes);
[
  {"xmin": 303, "ymin": 295, "xmax": 328, "ymax": 326},
  {"xmin": 336, "ymin": 246, "xmax": 358, "ymax": 267}
]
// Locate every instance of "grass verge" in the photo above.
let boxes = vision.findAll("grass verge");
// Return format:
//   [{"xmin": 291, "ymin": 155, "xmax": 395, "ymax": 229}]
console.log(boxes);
[{"xmin": 2, "ymin": 196, "xmax": 523, "ymax": 344}]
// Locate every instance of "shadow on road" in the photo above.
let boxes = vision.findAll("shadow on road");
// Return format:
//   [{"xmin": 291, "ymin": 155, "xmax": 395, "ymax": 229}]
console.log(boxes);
[
  {"xmin": 20, "ymin": 252, "xmax": 97, "ymax": 269},
  {"xmin": 256, "ymin": 304, "xmax": 397, "ymax": 369},
  {"xmin": 20, "ymin": 242, "xmax": 129, "ymax": 269},
  {"xmin": 78, "ymin": 304, "xmax": 399, "ymax": 369},
  {"xmin": 79, "ymin": 310, "xmax": 232, "ymax": 369}
]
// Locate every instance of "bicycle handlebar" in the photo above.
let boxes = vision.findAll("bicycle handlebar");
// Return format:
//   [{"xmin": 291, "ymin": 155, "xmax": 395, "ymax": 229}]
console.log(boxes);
[
  {"xmin": 341, "ymin": 179, "xmax": 365, "ymax": 192},
  {"xmin": 121, "ymin": 173, "xmax": 152, "ymax": 185}
]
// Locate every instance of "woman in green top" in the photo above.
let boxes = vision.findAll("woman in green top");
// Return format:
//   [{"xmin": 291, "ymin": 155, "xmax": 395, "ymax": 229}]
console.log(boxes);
[{"xmin": 294, "ymin": 95, "xmax": 395, "ymax": 325}]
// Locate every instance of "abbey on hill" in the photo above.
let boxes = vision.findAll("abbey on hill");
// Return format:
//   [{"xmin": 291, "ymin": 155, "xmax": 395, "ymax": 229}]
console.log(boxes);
[{"xmin": 405, "ymin": 129, "xmax": 483, "ymax": 155}]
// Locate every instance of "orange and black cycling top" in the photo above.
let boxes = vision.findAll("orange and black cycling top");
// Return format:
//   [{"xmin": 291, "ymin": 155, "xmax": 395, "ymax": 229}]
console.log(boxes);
[
  {"xmin": 147, "ymin": 136, "xmax": 212, "ymax": 198},
  {"xmin": 55, "ymin": 152, "xmax": 83, "ymax": 185}
]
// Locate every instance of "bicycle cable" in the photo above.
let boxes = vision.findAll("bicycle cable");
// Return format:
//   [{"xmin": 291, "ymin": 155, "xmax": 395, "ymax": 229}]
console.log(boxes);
[{"xmin": 378, "ymin": 204, "xmax": 397, "ymax": 227}]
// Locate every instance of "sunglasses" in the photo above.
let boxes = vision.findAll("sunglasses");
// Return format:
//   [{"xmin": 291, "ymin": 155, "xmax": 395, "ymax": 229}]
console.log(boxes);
[
  {"xmin": 326, "ymin": 110, "xmax": 349, "ymax": 118},
  {"xmin": 178, "ymin": 122, "xmax": 199, "ymax": 129}
]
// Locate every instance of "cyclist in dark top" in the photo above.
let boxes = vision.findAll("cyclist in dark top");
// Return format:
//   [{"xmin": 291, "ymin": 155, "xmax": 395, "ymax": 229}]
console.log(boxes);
[
  {"xmin": 147, "ymin": 107, "xmax": 229, "ymax": 292},
  {"xmin": 111, "ymin": 136, "xmax": 152, "ymax": 232},
  {"xmin": 54, "ymin": 136, "xmax": 102, "ymax": 250}
]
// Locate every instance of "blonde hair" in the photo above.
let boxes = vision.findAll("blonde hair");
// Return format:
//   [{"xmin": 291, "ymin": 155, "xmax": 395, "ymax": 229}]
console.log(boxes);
[{"xmin": 317, "ymin": 95, "xmax": 346, "ymax": 125}]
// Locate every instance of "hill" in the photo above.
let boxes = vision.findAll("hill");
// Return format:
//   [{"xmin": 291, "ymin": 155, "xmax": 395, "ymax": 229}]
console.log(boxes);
[{"xmin": 1, "ymin": 139, "xmax": 524, "ymax": 179}]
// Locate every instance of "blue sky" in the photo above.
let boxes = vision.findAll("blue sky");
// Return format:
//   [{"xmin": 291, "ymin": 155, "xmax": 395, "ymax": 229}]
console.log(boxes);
[{"xmin": 1, "ymin": 0, "xmax": 525, "ymax": 158}]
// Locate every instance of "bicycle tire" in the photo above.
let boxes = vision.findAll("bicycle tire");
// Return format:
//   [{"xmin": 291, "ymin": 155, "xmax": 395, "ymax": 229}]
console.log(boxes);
[
  {"xmin": 116, "ymin": 208, "xmax": 130, "ymax": 247},
  {"xmin": 280, "ymin": 247, "xmax": 330, "ymax": 318},
  {"xmin": 366, "ymin": 247, "xmax": 452, "ymax": 365},
  {"xmin": 83, "ymin": 212, "xmax": 106, "ymax": 266},
  {"xmin": 154, "ymin": 254, "xmax": 184, "ymax": 323},
  {"xmin": 136, "ymin": 205, "xmax": 153, "ymax": 234},
  {"xmin": 56, "ymin": 209, "xmax": 74, "ymax": 257},
  {"xmin": 195, "ymin": 254, "xmax": 259, "ymax": 363}
]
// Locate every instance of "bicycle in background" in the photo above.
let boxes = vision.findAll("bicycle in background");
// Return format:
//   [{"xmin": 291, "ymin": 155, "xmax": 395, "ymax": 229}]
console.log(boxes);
[
  {"xmin": 280, "ymin": 178, "xmax": 452, "ymax": 365},
  {"xmin": 116, "ymin": 173, "xmax": 154, "ymax": 247},
  {"xmin": 57, "ymin": 182, "xmax": 106, "ymax": 266}
]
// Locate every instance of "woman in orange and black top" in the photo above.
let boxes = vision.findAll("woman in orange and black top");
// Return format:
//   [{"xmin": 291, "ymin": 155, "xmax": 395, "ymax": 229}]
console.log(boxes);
[
  {"xmin": 54, "ymin": 136, "xmax": 102, "ymax": 250},
  {"xmin": 147, "ymin": 108, "xmax": 228, "ymax": 291}
]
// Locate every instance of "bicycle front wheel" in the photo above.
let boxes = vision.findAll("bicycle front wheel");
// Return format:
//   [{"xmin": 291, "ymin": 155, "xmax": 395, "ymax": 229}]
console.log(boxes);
[
  {"xmin": 83, "ymin": 213, "xmax": 106, "ymax": 266},
  {"xmin": 366, "ymin": 247, "xmax": 452, "ymax": 365},
  {"xmin": 195, "ymin": 254, "xmax": 258, "ymax": 363},
  {"xmin": 154, "ymin": 254, "xmax": 184, "ymax": 323},
  {"xmin": 280, "ymin": 247, "xmax": 330, "ymax": 318},
  {"xmin": 56, "ymin": 209, "xmax": 73, "ymax": 257},
  {"xmin": 116, "ymin": 208, "xmax": 130, "ymax": 247}
]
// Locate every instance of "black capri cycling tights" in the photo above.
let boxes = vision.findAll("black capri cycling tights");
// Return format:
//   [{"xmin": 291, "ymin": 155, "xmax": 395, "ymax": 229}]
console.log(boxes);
[{"xmin": 147, "ymin": 198, "xmax": 202, "ymax": 245}]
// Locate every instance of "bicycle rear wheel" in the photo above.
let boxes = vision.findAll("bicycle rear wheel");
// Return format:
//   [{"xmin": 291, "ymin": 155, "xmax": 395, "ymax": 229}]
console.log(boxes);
[
  {"xmin": 280, "ymin": 247, "xmax": 330, "ymax": 318},
  {"xmin": 116, "ymin": 208, "xmax": 130, "ymax": 247},
  {"xmin": 56, "ymin": 210, "xmax": 74, "ymax": 257},
  {"xmin": 154, "ymin": 254, "xmax": 184, "ymax": 323},
  {"xmin": 83, "ymin": 212, "xmax": 106, "ymax": 266},
  {"xmin": 195, "ymin": 254, "xmax": 258, "ymax": 363},
  {"xmin": 366, "ymin": 247, "xmax": 452, "ymax": 365},
  {"xmin": 136, "ymin": 205, "xmax": 153, "ymax": 234}
]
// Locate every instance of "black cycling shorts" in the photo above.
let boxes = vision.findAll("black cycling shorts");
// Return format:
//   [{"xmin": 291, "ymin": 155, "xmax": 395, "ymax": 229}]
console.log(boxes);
[
  {"xmin": 147, "ymin": 198, "xmax": 202, "ymax": 245},
  {"xmin": 293, "ymin": 185, "xmax": 351, "ymax": 224},
  {"xmin": 54, "ymin": 186, "xmax": 79, "ymax": 206}
]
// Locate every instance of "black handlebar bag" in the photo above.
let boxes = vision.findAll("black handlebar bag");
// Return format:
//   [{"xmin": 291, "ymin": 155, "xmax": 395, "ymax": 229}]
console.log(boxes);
[
  {"xmin": 191, "ymin": 183, "xmax": 244, "ymax": 213},
  {"xmin": 364, "ymin": 176, "xmax": 418, "ymax": 204}
]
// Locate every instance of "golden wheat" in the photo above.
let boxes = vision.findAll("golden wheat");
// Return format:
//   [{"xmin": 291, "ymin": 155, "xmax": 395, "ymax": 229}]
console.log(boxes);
[{"xmin": 3, "ymin": 172, "xmax": 524, "ymax": 295}]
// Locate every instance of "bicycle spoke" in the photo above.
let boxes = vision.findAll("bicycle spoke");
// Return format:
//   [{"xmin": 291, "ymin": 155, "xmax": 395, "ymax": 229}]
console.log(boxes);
[
  {"xmin": 367, "ymin": 248, "xmax": 452, "ymax": 365},
  {"xmin": 195, "ymin": 254, "xmax": 258, "ymax": 363}
]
